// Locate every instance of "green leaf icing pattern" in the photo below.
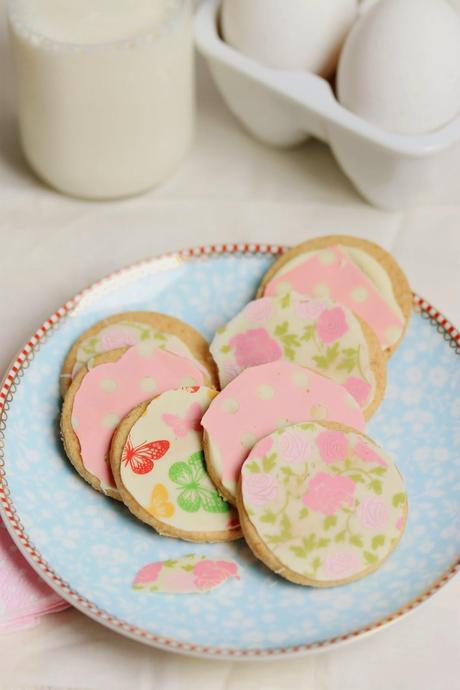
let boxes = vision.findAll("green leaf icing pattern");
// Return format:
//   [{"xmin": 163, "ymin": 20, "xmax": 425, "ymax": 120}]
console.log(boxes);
[
  {"xmin": 209, "ymin": 293, "xmax": 376, "ymax": 407},
  {"xmin": 241, "ymin": 424, "xmax": 407, "ymax": 583}
]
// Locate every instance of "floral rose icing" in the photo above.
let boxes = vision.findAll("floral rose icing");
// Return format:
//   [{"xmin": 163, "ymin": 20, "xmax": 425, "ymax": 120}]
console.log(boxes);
[
  {"xmin": 229, "ymin": 329, "xmax": 283, "ymax": 369},
  {"xmin": 201, "ymin": 361, "xmax": 365, "ymax": 503},
  {"xmin": 210, "ymin": 292, "xmax": 377, "ymax": 412},
  {"xmin": 303, "ymin": 473, "xmax": 356, "ymax": 516},
  {"xmin": 72, "ymin": 319, "xmax": 205, "ymax": 379},
  {"xmin": 240, "ymin": 423, "xmax": 407, "ymax": 586},
  {"xmin": 132, "ymin": 554, "xmax": 241, "ymax": 594},
  {"xmin": 117, "ymin": 386, "xmax": 240, "ymax": 538},
  {"xmin": 316, "ymin": 430, "xmax": 349, "ymax": 464}
]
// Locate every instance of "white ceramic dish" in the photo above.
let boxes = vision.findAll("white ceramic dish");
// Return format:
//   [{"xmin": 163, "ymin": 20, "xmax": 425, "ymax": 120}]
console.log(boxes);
[{"xmin": 195, "ymin": 0, "xmax": 460, "ymax": 210}]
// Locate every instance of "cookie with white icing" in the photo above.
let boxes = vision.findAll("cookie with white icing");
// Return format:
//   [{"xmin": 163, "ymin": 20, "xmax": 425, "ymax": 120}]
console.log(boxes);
[
  {"xmin": 60, "ymin": 311, "xmax": 218, "ymax": 396},
  {"xmin": 110, "ymin": 387, "xmax": 241, "ymax": 542},
  {"xmin": 257, "ymin": 235, "xmax": 412, "ymax": 356},
  {"xmin": 201, "ymin": 361, "xmax": 366, "ymax": 505},
  {"xmin": 237, "ymin": 422, "xmax": 407, "ymax": 587},
  {"xmin": 210, "ymin": 292, "xmax": 386, "ymax": 418},
  {"xmin": 61, "ymin": 344, "xmax": 205, "ymax": 500}
]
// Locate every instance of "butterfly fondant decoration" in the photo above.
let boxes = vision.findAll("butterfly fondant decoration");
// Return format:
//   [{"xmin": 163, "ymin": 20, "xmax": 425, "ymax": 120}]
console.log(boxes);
[
  {"xmin": 122, "ymin": 437, "xmax": 170, "ymax": 474},
  {"xmin": 148, "ymin": 483, "xmax": 175, "ymax": 518},
  {"xmin": 162, "ymin": 402, "xmax": 202, "ymax": 438}
]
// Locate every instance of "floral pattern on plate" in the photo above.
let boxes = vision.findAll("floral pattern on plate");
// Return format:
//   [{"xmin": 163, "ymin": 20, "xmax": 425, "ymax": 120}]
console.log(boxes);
[{"xmin": 1, "ymin": 253, "xmax": 459, "ymax": 653}]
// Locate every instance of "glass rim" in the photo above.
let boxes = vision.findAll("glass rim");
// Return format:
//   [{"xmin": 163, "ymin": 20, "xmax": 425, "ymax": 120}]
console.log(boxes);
[{"xmin": 7, "ymin": 0, "xmax": 189, "ymax": 52}]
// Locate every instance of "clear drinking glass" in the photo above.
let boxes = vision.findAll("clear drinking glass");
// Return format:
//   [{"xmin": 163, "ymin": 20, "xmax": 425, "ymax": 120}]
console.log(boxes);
[{"xmin": 8, "ymin": 0, "xmax": 194, "ymax": 199}]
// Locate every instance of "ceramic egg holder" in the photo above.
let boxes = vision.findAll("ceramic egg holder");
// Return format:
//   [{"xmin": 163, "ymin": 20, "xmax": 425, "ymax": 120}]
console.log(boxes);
[{"xmin": 195, "ymin": 0, "xmax": 460, "ymax": 210}]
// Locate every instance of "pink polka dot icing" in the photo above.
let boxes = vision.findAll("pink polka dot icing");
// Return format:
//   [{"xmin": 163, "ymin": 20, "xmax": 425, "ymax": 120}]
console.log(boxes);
[
  {"xmin": 263, "ymin": 246, "xmax": 405, "ymax": 349},
  {"xmin": 240, "ymin": 423, "xmax": 407, "ymax": 586},
  {"xmin": 72, "ymin": 320, "xmax": 207, "ymax": 379},
  {"xmin": 72, "ymin": 345, "xmax": 204, "ymax": 493},
  {"xmin": 201, "ymin": 361, "xmax": 365, "ymax": 501},
  {"xmin": 209, "ymin": 292, "xmax": 377, "ymax": 412}
]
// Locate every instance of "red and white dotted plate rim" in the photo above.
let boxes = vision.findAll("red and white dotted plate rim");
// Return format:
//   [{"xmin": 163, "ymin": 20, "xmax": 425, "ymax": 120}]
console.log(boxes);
[{"xmin": 0, "ymin": 242, "xmax": 459, "ymax": 660}]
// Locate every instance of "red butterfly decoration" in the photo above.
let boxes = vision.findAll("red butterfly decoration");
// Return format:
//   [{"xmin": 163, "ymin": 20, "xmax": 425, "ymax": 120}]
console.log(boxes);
[{"xmin": 122, "ymin": 437, "xmax": 170, "ymax": 475}]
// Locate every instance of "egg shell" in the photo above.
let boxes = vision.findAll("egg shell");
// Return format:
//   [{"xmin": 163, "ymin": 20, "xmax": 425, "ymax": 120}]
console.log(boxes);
[
  {"xmin": 337, "ymin": 0, "xmax": 460, "ymax": 135},
  {"xmin": 221, "ymin": 0, "xmax": 358, "ymax": 78}
]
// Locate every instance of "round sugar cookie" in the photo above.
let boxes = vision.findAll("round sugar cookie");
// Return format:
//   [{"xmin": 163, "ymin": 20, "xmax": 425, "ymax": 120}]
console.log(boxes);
[
  {"xmin": 60, "ymin": 311, "xmax": 218, "ymax": 396},
  {"xmin": 61, "ymin": 344, "xmax": 205, "ymax": 500},
  {"xmin": 110, "ymin": 387, "xmax": 241, "ymax": 542},
  {"xmin": 257, "ymin": 235, "xmax": 412, "ymax": 356},
  {"xmin": 237, "ymin": 422, "xmax": 407, "ymax": 587},
  {"xmin": 201, "ymin": 360, "xmax": 366, "ymax": 505},
  {"xmin": 210, "ymin": 292, "xmax": 386, "ymax": 419}
]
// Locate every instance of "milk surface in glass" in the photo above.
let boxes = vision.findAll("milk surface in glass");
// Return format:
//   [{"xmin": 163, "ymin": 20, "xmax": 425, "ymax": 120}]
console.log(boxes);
[{"xmin": 9, "ymin": 0, "xmax": 194, "ymax": 199}]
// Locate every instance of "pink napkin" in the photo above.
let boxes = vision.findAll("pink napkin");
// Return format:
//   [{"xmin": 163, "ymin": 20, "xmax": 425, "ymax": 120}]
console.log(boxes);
[{"xmin": 0, "ymin": 519, "xmax": 69, "ymax": 633}]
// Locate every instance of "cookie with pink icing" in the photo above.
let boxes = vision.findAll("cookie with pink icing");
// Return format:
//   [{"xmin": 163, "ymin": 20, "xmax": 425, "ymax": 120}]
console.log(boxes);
[
  {"xmin": 201, "ymin": 361, "xmax": 366, "ymax": 504},
  {"xmin": 257, "ymin": 235, "xmax": 412, "ymax": 356},
  {"xmin": 210, "ymin": 292, "xmax": 386, "ymax": 418},
  {"xmin": 238, "ymin": 422, "xmax": 407, "ymax": 587},
  {"xmin": 132, "ymin": 554, "xmax": 241, "ymax": 594},
  {"xmin": 110, "ymin": 386, "xmax": 241, "ymax": 542},
  {"xmin": 59, "ymin": 311, "xmax": 218, "ymax": 396},
  {"xmin": 61, "ymin": 344, "xmax": 206, "ymax": 500}
]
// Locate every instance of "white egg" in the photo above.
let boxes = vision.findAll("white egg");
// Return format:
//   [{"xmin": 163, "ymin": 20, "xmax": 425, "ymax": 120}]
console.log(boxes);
[
  {"xmin": 337, "ymin": 0, "xmax": 460, "ymax": 134},
  {"xmin": 221, "ymin": 0, "xmax": 358, "ymax": 78}
]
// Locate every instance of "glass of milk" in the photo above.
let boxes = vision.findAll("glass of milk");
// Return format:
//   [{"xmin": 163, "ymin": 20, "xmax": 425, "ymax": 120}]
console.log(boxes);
[{"xmin": 8, "ymin": 0, "xmax": 194, "ymax": 199}]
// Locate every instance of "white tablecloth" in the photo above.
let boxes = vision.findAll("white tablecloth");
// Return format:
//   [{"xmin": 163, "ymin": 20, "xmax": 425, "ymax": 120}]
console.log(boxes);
[{"xmin": 1, "ymin": 3, "xmax": 459, "ymax": 688}]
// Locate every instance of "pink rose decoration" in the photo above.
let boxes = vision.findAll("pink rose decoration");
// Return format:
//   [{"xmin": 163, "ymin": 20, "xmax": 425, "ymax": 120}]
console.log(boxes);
[
  {"xmin": 244, "ymin": 298, "xmax": 274, "ymax": 323},
  {"xmin": 164, "ymin": 570, "xmax": 196, "ymax": 593},
  {"xmin": 357, "ymin": 497, "xmax": 390, "ymax": 530},
  {"xmin": 100, "ymin": 328, "xmax": 138, "ymax": 351},
  {"xmin": 294, "ymin": 298, "xmax": 326, "ymax": 322},
  {"xmin": 193, "ymin": 560, "xmax": 239, "ymax": 591},
  {"xmin": 279, "ymin": 429, "xmax": 311, "ymax": 464},
  {"xmin": 344, "ymin": 377, "xmax": 372, "ymax": 407},
  {"xmin": 395, "ymin": 515, "xmax": 405, "ymax": 531},
  {"xmin": 354, "ymin": 440, "xmax": 388, "ymax": 467},
  {"xmin": 132, "ymin": 562, "xmax": 163, "ymax": 586},
  {"xmin": 242, "ymin": 472, "xmax": 277, "ymax": 506},
  {"xmin": 317, "ymin": 307, "xmax": 348, "ymax": 344},
  {"xmin": 252, "ymin": 436, "xmax": 274, "ymax": 459},
  {"xmin": 324, "ymin": 550, "xmax": 361, "ymax": 579},
  {"xmin": 316, "ymin": 430, "xmax": 349, "ymax": 464},
  {"xmin": 303, "ymin": 472, "xmax": 356, "ymax": 516},
  {"xmin": 229, "ymin": 329, "xmax": 283, "ymax": 369}
]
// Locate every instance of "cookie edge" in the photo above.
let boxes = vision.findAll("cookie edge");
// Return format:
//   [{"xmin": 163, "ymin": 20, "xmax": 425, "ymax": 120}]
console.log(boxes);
[{"xmin": 60, "ymin": 348, "xmax": 129, "ymax": 501}]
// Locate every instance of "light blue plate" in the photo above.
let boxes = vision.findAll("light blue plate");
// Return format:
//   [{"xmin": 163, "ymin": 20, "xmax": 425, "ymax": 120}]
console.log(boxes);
[{"xmin": 0, "ymin": 246, "xmax": 459, "ymax": 659}]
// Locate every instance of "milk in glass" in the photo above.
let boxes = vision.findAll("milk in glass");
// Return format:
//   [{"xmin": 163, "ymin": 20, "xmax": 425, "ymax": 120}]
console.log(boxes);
[{"xmin": 8, "ymin": 0, "xmax": 194, "ymax": 199}]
